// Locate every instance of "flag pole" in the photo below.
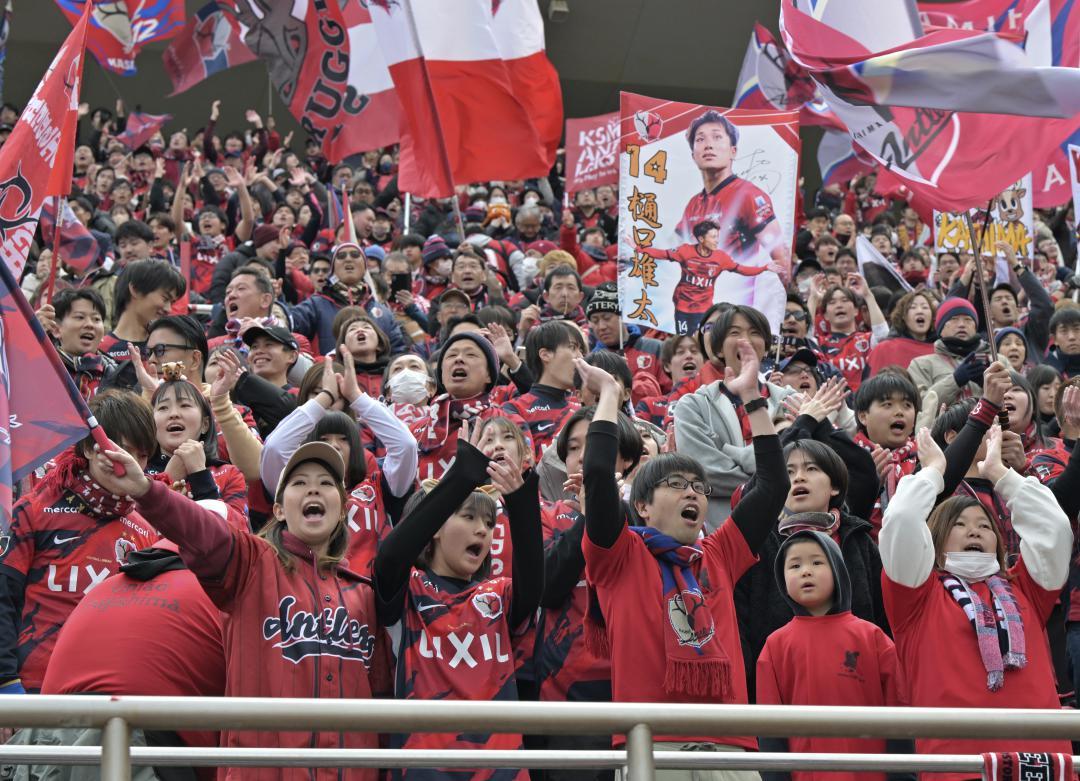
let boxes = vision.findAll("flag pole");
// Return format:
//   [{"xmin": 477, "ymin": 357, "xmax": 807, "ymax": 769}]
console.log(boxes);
[
  {"xmin": 43, "ymin": 195, "xmax": 63, "ymax": 304},
  {"xmin": 404, "ymin": 192, "xmax": 412, "ymax": 234},
  {"xmin": 962, "ymin": 199, "xmax": 1010, "ymax": 430}
]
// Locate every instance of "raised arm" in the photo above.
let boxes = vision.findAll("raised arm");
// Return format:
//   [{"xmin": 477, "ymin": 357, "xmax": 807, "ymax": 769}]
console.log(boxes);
[
  {"xmin": 373, "ymin": 428, "xmax": 491, "ymax": 626},
  {"xmin": 337, "ymin": 352, "xmax": 418, "ymax": 497},
  {"xmin": 880, "ymin": 428, "xmax": 948, "ymax": 588},
  {"xmin": 724, "ymin": 339, "xmax": 789, "ymax": 553},
  {"xmin": 209, "ymin": 350, "xmax": 262, "ymax": 482},
  {"xmin": 576, "ymin": 357, "xmax": 624, "ymax": 549},
  {"xmin": 490, "ymin": 465, "xmax": 543, "ymax": 629}
]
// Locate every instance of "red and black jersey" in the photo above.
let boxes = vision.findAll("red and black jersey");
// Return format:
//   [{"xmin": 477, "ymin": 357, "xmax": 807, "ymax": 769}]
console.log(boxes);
[
  {"xmin": 1023, "ymin": 430, "xmax": 1071, "ymax": 486},
  {"xmin": 388, "ymin": 569, "xmax": 525, "ymax": 781},
  {"xmin": 98, "ymin": 333, "xmax": 140, "ymax": 364},
  {"xmin": 675, "ymin": 175, "xmax": 776, "ymax": 260},
  {"xmin": 535, "ymin": 501, "xmax": 611, "ymax": 703},
  {"xmin": 0, "ymin": 482, "xmax": 158, "ymax": 691},
  {"xmin": 500, "ymin": 384, "xmax": 579, "ymax": 459},
  {"xmin": 411, "ymin": 395, "xmax": 529, "ymax": 482},
  {"xmin": 817, "ymin": 331, "xmax": 873, "ymax": 393},
  {"xmin": 640, "ymin": 243, "xmax": 769, "ymax": 315},
  {"xmin": 146, "ymin": 456, "xmax": 250, "ymax": 532},
  {"xmin": 190, "ymin": 236, "xmax": 231, "ymax": 298},
  {"xmin": 344, "ymin": 472, "xmax": 390, "ymax": 576},
  {"xmin": 635, "ymin": 394, "xmax": 672, "ymax": 427}
]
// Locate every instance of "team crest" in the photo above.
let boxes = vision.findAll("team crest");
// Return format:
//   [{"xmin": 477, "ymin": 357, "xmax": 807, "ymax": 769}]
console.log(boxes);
[
  {"xmin": 855, "ymin": 338, "xmax": 869, "ymax": 353},
  {"xmin": 666, "ymin": 589, "xmax": 715, "ymax": 649},
  {"xmin": 352, "ymin": 483, "xmax": 376, "ymax": 503},
  {"xmin": 633, "ymin": 110, "xmax": 663, "ymax": 143},
  {"xmin": 636, "ymin": 354, "xmax": 652, "ymax": 370},
  {"xmin": 114, "ymin": 537, "xmax": 137, "ymax": 564},
  {"xmin": 472, "ymin": 590, "xmax": 503, "ymax": 620}
]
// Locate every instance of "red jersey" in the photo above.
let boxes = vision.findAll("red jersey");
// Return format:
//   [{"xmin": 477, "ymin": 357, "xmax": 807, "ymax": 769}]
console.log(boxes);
[
  {"xmin": 135, "ymin": 481, "xmax": 388, "ymax": 781},
  {"xmin": 190, "ymin": 236, "xmax": 232, "ymax": 298},
  {"xmin": 756, "ymin": 613, "xmax": 904, "ymax": 781},
  {"xmin": 883, "ymin": 561, "xmax": 1069, "ymax": 781},
  {"xmin": 675, "ymin": 175, "xmax": 776, "ymax": 260},
  {"xmin": 500, "ymin": 385, "xmax": 580, "ymax": 459},
  {"xmin": 411, "ymin": 396, "xmax": 528, "ymax": 482},
  {"xmin": 818, "ymin": 331, "xmax": 873, "ymax": 392},
  {"xmin": 583, "ymin": 519, "xmax": 757, "ymax": 748},
  {"xmin": 641, "ymin": 243, "xmax": 768, "ymax": 315},
  {"xmin": 0, "ymin": 481, "xmax": 158, "ymax": 691},
  {"xmin": 389, "ymin": 569, "xmax": 525, "ymax": 781},
  {"xmin": 41, "ymin": 555, "xmax": 225, "ymax": 750},
  {"xmin": 535, "ymin": 501, "xmax": 611, "ymax": 703},
  {"xmin": 344, "ymin": 472, "xmax": 390, "ymax": 576}
]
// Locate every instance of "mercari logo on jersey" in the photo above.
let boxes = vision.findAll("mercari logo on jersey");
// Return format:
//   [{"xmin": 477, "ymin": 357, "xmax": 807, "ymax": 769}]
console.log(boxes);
[{"xmin": 262, "ymin": 596, "xmax": 376, "ymax": 664}]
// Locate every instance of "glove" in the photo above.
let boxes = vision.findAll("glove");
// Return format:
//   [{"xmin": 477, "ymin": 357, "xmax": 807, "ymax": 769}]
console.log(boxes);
[
  {"xmin": 953, "ymin": 353, "xmax": 988, "ymax": 387},
  {"xmin": 0, "ymin": 680, "xmax": 25, "ymax": 695}
]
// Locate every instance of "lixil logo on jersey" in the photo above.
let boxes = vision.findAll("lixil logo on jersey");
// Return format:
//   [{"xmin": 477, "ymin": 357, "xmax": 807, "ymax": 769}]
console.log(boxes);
[{"xmin": 262, "ymin": 596, "xmax": 377, "ymax": 665}]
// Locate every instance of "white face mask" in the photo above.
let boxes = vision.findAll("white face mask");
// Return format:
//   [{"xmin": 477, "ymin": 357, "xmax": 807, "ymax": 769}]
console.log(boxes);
[
  {"xmin": 524, "ymin": 195, "xmax": 540, "ymax": 205},
  {"xmin": 943, "ymin": 551, "xmax": 1000, "ymax": 581},
  {"xmin": 433, "ymin": 259, "xmax": 452, "ymax": 278},
  {"xmin": 388, "ymin": 368, "xmax": 431, "ymax": 405}
]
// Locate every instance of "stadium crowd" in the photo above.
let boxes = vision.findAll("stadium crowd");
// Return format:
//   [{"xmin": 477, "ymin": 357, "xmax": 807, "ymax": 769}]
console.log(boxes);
[{"xmin": 0, "ymin": 97, "xmax": 1078, "ymax": 781}]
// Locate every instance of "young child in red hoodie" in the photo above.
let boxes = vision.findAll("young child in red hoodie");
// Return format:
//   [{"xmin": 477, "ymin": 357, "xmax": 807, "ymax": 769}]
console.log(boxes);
[{"xmin": 756, "ymin": 528, "xmax": 909, "ymax": 781}]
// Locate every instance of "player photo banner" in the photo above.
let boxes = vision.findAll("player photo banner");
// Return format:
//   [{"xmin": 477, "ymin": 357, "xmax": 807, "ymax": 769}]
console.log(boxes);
[
  {"xmin": 933, "ymin": 174, "xmax": 1035, "ymax": 259},
  {"xmin": 564, "ymin": 112, "xmax": 619, "ymax": 194},
  {"xmin": 617, "ymin": 92, "xmax": 799, "ymax": 337}
]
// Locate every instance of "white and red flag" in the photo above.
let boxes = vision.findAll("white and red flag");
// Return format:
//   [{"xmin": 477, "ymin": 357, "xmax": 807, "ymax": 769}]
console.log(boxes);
[
  {"xmin": 369, "ymin": 0, "xmax": 560, "ymax": 197},
  {"xmin": 0, "ymin": 3, "xmax": 88, "ymax": 277},
  {"xmin": 780, "ymin": 0, "xmax": 1080, "ymax": 212}
]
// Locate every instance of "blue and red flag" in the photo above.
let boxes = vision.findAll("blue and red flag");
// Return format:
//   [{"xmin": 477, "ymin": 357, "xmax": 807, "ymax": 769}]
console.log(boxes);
[
  {"xmin": 114, "ymin": 110, "xmax": 172, "ymax": 150},
  {"xmin": 54, "ymin": 0, "xmax": 183, "ymax": 77},
  {"xmin": 38, "ymin": 198, "xmax": 99, "ymax": 274},
  {"xmin": 0, "ymin": 255, "xmax": 95, "ymax": 530},
  {"xmin": 162, "ymin": 1, "xmax": 255, "ymax": 96},
  {"xmin": 326, "ymin": 185, "xmax": 345, "ymax": 234}
]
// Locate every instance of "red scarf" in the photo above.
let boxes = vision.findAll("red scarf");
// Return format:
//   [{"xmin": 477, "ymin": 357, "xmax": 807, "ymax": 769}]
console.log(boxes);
[
  {"xmin": 982, "ymin": 753, "xmax": 1071, "ymax": 781},
  {"xmin": 46, "ymin": 449, "xmax": 136, "ymax": 520},
  {"xmin": 853, "ymin": 433, "xmax": 918, "ymax": 500}
]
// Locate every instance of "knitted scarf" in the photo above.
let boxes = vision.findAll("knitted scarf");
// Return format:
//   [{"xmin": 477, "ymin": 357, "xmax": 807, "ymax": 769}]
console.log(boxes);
[
  {"xmin": 626, "ymin": 526, "xmax": 733, "ymax": 700},
  {"xmin": 940, "ymin": 573, "xmax": 1025, "ymax": 691},
  {"xmin": 327, "ymin": 280, "xmax": 371, "ymax": 308},
  {"xmin": 47, "ymin": 449, "xmax": 136, "ymax": 520},
  {"xmin": 418, "ymin": 393, "xmax": 492, "ymax": 450},
  {"xmin": 853, "ymin": 433, "xmax": 918, "ymax": 502}
]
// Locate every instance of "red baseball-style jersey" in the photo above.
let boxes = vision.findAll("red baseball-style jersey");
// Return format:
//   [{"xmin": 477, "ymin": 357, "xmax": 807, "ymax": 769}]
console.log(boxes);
[
  {"xmin": 0, "ymin": 486, "xmax": 158, "ymax": 691},
  {"xmin": 134, "ymin": 481, "xmax": 388, "ymax": 781},
  {"xmin": 641, "ymin": 244, "xmax": 769, "ymax": 315},
  {"xmin": 344, "ymin": 472, "xmax": 390, "ymax": 576},
  {"xmin": 388, "ymin": 569, "xmax": 525, "ymax": 781},
  {"xmin": 675, "ymin": 175, "xmax": 776, "ymax": 260}
]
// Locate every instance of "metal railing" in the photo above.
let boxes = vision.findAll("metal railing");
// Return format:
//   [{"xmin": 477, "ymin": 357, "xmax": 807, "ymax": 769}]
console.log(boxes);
[{"xmin": 1, "ymin": 697, "xmax": 1078, "ymax": 781}]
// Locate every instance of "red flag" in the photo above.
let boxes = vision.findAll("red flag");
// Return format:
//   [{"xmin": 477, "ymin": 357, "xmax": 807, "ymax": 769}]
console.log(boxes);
[
  {"xmin": 0, "ymin": 3, "xmax": 88, "ymax": 277},
  {"xmin": 564, "ymin": 112, "xmax": 619, "ymax": 194},
  {"xmin": 917, "ymin": 0, "xmax": 1032, "ymax": 33},
  {"xmin": 780, "ymin": 0, "xmax": 1080, "ymax": 212},
  {"xmin": 370, "ymin": 0, "xmax": 553, "ymax": 197},
  {"xmin": 489, "ymin": 0, "xmax": 563, "ymax": 164},
  {"xmin": 232, "ymin": 0, "xmax": 401, "ymax": 163},
  {"xmin": 54, "ymin": 0, "xmax": 184, "ymax": 77},
  {"xmin": 38, "ymin": 199, "xmax": 99, "ymax": 274},
  {"xmin": 114, "ymin": 110, "xmax": 172, "ymax": 150},
  {"xmin": 162, "ymin": 1, "xmax": 255, "ymax": 96},
  {"xmin": 0, "ymin": 254, "xmax": 94, "ymax": 529}
]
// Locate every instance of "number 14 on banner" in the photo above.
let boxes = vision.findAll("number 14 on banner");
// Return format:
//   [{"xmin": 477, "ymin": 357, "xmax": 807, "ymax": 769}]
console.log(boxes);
[{"xmin": 626, "ymin": 145, "xmax": 668, "ymax": 184}]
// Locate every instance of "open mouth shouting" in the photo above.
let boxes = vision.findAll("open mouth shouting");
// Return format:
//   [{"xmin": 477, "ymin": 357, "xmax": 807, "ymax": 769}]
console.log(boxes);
[
  {"xmin": 679, "ymin": 502, "xmax": 701, "ymax": 525},
  {"xmin": 301, "ymin": 499, "xmax": 327, "ymax": 524}
]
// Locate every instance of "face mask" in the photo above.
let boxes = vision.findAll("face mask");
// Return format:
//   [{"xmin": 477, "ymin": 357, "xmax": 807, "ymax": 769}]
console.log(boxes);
[
  {"xmin": 943, "ymin": 551, "xmax": 1000, "ymax": 581},
  {"xmin": 490, "ymin": 195, "xmax": 507, "ymax": 206},
  {"xmin": 524, "ymin": 195, "xmax": 539, "ymax": 205},
  {"xmin": 388, "ymin": 368, "xmax": 431, "ymax": 405},
  {"xmin": 433, "ymin": 259, "xmax": 452, "ymax": 278}
]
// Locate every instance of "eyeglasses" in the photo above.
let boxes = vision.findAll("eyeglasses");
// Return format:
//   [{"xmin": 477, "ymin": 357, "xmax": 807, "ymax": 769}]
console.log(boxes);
[
  {"xmin": 784, "ymin": 310, "xmax": 809, "ymax": 322},
  {"xmin": 142, "ymin": 342, "xmax": 192, "ymax": 359},
  {"xmin": 337, "ymin": 251, "xmax": 362, "ymax": 260},
  {"xmin": 654, "ymin": 476, "xmax": 712, "ymax": 496},
  {"xmin": 782, "ymin": 363, "xmax": 814, "ymax": 376}
]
